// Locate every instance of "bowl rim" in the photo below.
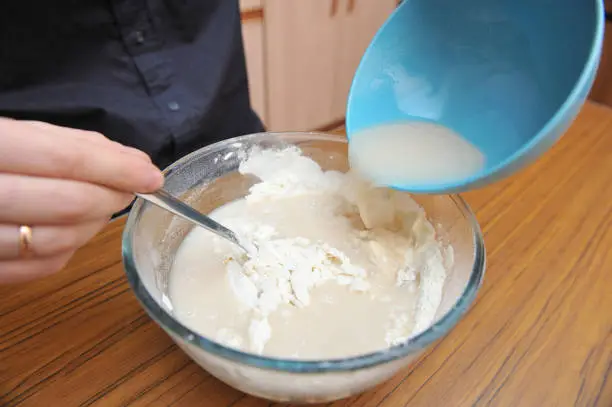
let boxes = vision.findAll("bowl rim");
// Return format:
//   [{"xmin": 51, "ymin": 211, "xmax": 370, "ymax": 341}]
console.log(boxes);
[{"xmin": 122, "ymin": 131, "xmax": 486, "ymax": 373}]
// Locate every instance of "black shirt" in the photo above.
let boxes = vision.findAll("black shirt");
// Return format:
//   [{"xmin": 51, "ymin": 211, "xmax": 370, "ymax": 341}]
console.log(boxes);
[{"xmin": 0, "ymin": 0, "xmax": 264, "ymax": 169}]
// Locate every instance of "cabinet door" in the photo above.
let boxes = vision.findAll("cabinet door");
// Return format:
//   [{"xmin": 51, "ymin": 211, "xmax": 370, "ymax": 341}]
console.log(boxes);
[
  {"xmin": 242, "ymin": 17, "xmax": 267, "ymax": 124},
  {"xmin": 331, "ymin": 0, "xmax": 398, "ymax": 120},
  {"xmin": 264, "ymin": 0, "xmax": 342, "ymax": 131}
]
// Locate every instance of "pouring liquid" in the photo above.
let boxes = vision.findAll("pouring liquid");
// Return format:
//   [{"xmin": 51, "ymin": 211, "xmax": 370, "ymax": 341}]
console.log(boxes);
[{"xmin": 349, "ymin": 121, "xmax": 485, "ymax": 188}]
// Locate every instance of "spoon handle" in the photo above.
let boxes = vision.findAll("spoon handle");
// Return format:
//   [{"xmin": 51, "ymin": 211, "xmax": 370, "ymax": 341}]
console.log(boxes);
[{"xmin": 136, "ymin": 190, "xmax": 244, "ymax": 249}]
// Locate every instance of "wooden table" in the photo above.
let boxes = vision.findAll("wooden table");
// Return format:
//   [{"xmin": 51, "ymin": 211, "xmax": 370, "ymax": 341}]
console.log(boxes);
[{"xmin": 2, "ymin": 102, "xmax": 612, "ymax": 407}]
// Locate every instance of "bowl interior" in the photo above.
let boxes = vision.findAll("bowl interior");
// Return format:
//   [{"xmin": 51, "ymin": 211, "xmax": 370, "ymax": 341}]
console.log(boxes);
[{"xmin": 123, "ymin": 133, "xmax": 485, "ymax": 371}]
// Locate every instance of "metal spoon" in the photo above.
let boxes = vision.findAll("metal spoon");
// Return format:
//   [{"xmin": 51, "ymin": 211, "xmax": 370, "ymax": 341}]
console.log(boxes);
[{"xmin": 136, "ymin": 189, "xmax": 255, "ymax": 255}]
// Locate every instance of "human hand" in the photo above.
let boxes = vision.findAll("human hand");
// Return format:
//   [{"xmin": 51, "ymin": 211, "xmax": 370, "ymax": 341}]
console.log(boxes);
[{"xmin": 0, "ymin": 119, "xmax": 164, "ymax": 283}]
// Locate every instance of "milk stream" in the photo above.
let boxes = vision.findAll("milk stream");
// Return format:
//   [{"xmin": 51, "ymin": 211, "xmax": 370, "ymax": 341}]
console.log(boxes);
[{"xmin": 349, "ymin": 121, "xmax": 485, "ymax": 187}]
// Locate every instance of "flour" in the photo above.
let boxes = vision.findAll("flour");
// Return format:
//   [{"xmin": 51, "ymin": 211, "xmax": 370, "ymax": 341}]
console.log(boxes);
[
  {"xmin": 224, "ymin": 230, "xmax": 370, "ymax": 353},
  {"xmin": 169, "ymin": 146, "xmax": 450, "ymax": 358}
]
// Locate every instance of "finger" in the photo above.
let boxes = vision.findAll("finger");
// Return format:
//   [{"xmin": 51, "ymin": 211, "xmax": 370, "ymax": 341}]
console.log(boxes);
[
  {"xmin": 0, "ymin": 219, "xmax": 108, "ymax": 260},
  {"xmin": 23, "ymin": 120, "xmax": 153, "ymax": 162},
  {"xmin": 3, "ymin": 118, "xmax": 152, "ymax": 161},
  {"xmin": 0, "ymin": 251, "xmax": 75, "ymax": 284},
  {"xmin": 0, "ymin": 174, "xmax": 135, "ymax": 225},
  {"xmin": 0, "ymin": 119, "xmax": 164, "ymax": 193}
]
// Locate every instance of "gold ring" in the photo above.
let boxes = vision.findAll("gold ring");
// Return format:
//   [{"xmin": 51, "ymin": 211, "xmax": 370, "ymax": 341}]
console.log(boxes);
[{"xmin": 19, "ymin": 225, "xmax": 33, "ymax": 258}]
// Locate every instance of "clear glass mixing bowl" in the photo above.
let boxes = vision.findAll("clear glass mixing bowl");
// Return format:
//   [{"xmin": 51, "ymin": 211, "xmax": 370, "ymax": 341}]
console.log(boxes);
[{"xmin": 122, "ymin": 132, "xmax": 486, "ymax": 403}]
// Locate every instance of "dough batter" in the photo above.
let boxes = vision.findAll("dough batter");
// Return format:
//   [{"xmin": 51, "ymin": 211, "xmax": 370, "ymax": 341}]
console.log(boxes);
[{"xmin": 169, "ymin": 146, "xmax": 450, "ymax": 359}]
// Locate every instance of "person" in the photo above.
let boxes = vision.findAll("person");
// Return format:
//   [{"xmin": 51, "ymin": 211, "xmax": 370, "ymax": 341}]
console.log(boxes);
[{"xmin": 0, "ymin": 1, "xmax": 264, "ymax": 283}]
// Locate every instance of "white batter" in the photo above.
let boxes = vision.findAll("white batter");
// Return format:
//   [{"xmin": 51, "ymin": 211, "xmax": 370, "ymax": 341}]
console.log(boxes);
[
  {"xmin": 169, "ymin": 146, "xmax": 450, "ymax": 359},
  {"xmin": 349, "ymin": 121, "xmax": 485, "ymax": 187}
]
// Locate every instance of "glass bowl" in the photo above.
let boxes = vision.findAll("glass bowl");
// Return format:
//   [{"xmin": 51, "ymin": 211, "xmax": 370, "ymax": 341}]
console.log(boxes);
[{"xmin": 122, "ymin": 132, "xmax": 486, "ymax": 403}]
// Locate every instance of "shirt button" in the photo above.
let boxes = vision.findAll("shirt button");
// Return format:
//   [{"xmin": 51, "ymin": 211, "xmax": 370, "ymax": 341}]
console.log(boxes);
[
  {"xmin": 167, "ymin": 101, "xmax": 180, "ymax": 111},
  {"xmin": 134, "ymin": 31, "xmax": 145, "ymax": 44}
]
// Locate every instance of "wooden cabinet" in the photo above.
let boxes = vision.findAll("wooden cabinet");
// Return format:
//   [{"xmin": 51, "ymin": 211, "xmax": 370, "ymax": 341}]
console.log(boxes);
[
  {"xmin": 264, "ymin": 0, "xmax": 397, "ymax": 131},
  {"xmin": 263, "ymin": 0, "xmax": 341, "ymax": 131},
  {"xmin": 239, "ymin": 0, "xmax": 397, "ymax": 131},
  {"xmin": 241, "ymin": 16, "xmax": 267, "ymax": 123},
  {"xmin": 332, "ymin": 0, "xmax": 398, "ymax": 120},
  {"xmin": 240, "ymin": 0, "xmax": 267, "ymax": 123}
]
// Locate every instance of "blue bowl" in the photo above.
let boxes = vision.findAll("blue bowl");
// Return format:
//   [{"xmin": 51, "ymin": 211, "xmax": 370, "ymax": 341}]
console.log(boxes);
[{"xmin": 347, "ymin": 0, "xmax": 604, "ymax": 193}]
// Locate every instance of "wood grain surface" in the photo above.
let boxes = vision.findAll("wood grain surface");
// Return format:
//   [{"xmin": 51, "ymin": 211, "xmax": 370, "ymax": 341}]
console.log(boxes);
[{"xmin": 1, "ymin": 102, "xmax": 612, "ymax": 406}]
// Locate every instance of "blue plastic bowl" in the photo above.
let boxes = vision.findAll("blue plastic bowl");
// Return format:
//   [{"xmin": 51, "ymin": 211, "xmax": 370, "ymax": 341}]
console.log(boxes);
[{"xmin": 347, "ymin": 0, "xmax": 604, "ymax": 193}]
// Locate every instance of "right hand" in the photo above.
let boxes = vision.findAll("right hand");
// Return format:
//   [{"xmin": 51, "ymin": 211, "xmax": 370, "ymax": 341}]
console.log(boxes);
[{"xmin": 0, "ymin": 118, "xmax": 165, "ymax": 283}]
